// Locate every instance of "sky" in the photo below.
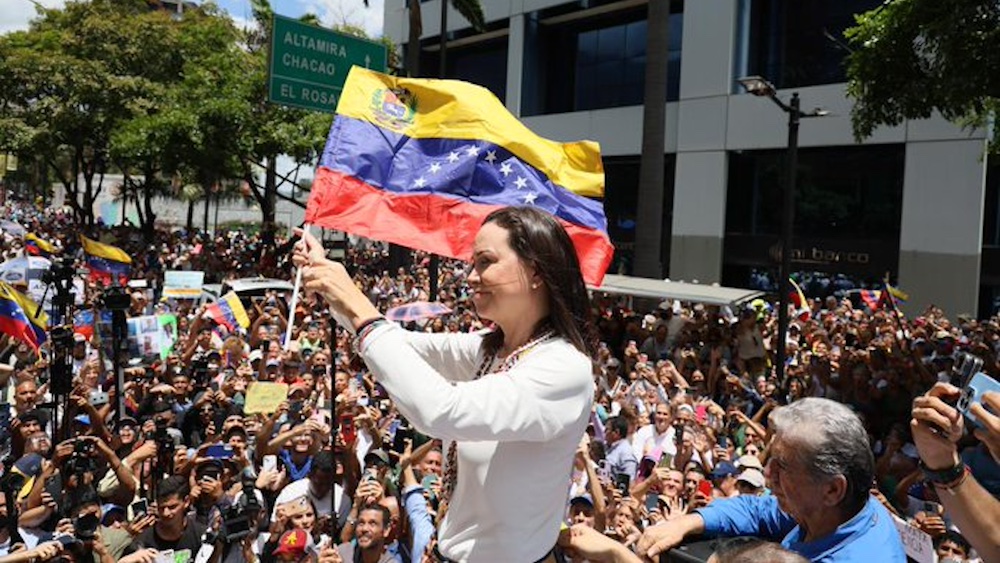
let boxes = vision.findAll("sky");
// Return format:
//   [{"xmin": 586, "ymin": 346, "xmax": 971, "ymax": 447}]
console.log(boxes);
[{"xmin": 2, "ymin": 0, "xmax": 385, "ymax": 40}]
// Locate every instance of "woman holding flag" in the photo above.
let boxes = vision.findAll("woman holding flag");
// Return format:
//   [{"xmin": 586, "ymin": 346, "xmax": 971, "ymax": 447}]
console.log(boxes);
[{"xmin": 293, "ymin": 206, "xmax": 597, "ymax": 562}]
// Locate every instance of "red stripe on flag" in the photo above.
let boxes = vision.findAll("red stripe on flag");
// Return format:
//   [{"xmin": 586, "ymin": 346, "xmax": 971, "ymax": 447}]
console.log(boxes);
[{"xmin": 306, "ymin": 168, "xmax": 614, "ymax": 286}]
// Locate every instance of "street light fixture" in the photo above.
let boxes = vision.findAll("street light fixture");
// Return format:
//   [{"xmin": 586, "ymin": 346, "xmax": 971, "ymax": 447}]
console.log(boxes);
[{"xmin": 737, "ymin": 75, "xmax": 828, "ymax": 384}]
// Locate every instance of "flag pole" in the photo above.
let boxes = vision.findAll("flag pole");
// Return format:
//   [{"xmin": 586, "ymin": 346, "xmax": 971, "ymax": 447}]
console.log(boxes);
[{"xmin": 284, "ymin": 224, "xmax": 310, "ymax": 350}]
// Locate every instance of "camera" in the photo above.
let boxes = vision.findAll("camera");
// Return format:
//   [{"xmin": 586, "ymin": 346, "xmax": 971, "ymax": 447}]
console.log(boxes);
[
  {"xmin": 953, "ymin": 352, "xmax": 984, "ymax": 387},
  {"xmin": 73, "ymin": 512, "xmax": 100, "ymax": 542},
  {"xmin": 221, "ymin": 470, "xmax": 262, "ymax": 543},
  {"xmin": 191, "ymin": 358, "xmax": 209, "ymax": 383},
  {"xmin": 65, "ymin": 439, "xmax": 97, "ymax": 476},
  {"xmin": 958, "ymin": 371, "xmax": 1000, "ymax": 430},
  {"xmin": 288, "ymin": 401, "xmax": 304, "ymax": 424}
]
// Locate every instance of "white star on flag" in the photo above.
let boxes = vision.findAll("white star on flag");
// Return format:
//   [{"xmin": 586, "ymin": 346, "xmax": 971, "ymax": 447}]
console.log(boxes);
[
  {"xmin": 447, "ymin": 151, "xmax": 460, "ymax": 163},
  {"xmin": 485, "ymin": 150, "xmax": 497, "ymax": 164},
  {"xmin": 523, "ymin": 192, "xmax": 538, "ymax": 205},
  {"xmin": 466, "ymin": 146, "xmax": 480, "ymax": 157},
  {"xmin": 499, "ymin": 162, "xmax": 513, "ymax": 176},
  {"xmin": 429, "ymin": 162, "xmax": 442, "ymax": 174},
  {"xmin": 415, "ymin": 177, "xmax": 427, "ymax": 188},
  {"xmin": 514, "ymin": 177, "xmax": 528, "ymax": 189}
]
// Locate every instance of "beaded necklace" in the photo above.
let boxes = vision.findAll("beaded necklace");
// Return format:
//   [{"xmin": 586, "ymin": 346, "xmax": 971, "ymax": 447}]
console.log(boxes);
[{"xmin": 439, "ymin": 328, "xmax": 556, "ymax": 511}]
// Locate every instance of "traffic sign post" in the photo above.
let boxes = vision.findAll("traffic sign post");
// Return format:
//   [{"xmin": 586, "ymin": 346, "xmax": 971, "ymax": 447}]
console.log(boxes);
[{"xmin": 268, "ymin": 15, "xmax": 388, "ymax": 113}]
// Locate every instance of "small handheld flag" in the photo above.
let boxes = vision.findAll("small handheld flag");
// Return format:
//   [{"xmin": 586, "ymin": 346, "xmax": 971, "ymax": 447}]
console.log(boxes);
[
  {"xmin": 80, "ymin": 235, "xmax": 131, "ymax": 284},
  {"xmin": 206, "ymin": 292, "xmax": 250, "ymax": 332}
]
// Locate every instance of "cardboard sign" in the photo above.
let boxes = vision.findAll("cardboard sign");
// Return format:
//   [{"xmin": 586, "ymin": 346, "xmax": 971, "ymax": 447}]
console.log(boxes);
[
  {"xmin": 245, "ymin": 381, "xmax": 289, "ymax": 414},
  {"xmin": 163, "ymin": 270, "xmax": 205, "ymax": 299},
  {"xmin": 892, "ymin": 515, "xmax": 934, "ymax": 563}
]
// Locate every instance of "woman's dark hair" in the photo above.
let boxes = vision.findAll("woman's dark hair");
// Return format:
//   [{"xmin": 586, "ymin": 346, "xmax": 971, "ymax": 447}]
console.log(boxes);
[{"xmin": 480, "ymin": 206, "xmax": 598, "ymax": 357}]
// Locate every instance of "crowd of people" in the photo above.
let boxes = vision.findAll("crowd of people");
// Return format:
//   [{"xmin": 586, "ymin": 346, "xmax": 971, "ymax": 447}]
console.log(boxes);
[{"xmin": 0, "ymin": 200, "xmax": 997, "ymax": 562}]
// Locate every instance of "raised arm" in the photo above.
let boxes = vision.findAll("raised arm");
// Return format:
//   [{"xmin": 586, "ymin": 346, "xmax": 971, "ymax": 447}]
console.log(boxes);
[{"xmin": 362, "ymin": 325, "xmax": 593, "ymax": 442}]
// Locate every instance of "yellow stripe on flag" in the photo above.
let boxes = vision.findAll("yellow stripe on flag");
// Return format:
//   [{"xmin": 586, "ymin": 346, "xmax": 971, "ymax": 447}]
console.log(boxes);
[
  {"xmin": 80, "ymin": 235, "xmax": 131, "ymax": 264},
  {"xmin": 26, "ymin": 233, "xmax": 56, "ymax": 254},
  {"xmin": 335, "ymin": 68, "xmax": 605, "ymax": 198}
]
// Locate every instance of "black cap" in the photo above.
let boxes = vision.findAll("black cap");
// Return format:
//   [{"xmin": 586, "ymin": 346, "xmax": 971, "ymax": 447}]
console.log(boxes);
[
  {"xmin": 116, "ymin": 416, "xmax": 138, "ymax": 429},
  {"xmin": 152, "ymin": 400, "xmax": 173, "ymax": 414},
  {"xmin": 17, "ymin": 409, "xmax": 43, "ymax": 424}
]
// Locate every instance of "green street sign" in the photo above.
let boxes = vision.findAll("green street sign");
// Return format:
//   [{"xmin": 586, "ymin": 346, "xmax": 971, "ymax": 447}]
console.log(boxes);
[{"xmin": 268, "ymin": 15, "xmax": 388, "ymax": 113}]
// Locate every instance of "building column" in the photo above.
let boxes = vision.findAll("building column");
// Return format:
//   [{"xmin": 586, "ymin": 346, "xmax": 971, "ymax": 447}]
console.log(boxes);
[
  {"xmin": 898, "ymin": 139, "xmax": 988, "ymax": 316},
  {"xmin": 505, "ymin": 14, "xmax": 525, "ymax": 117},
  {"xmin": 669, "ymin": 151, "xmax": 728, "ymax": 282}
]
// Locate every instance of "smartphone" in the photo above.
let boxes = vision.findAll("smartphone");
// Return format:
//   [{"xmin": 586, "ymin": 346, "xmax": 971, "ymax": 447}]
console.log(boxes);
[
  {"xmin": 695, "ymin": 405, "xmax": 708, "ymax": 423},
  {"xmin": 717, "ymin": 435, "xmax": 729, "ymax": 449},
  {"xmin": 88, "ymin": 390, "xmax": 109, "ymax": 407},
  {"xmin": 204, "ymin": 444, "xmax": 235, "ymax": 460},
  {"xmin": 340, "ymin": 415, "xmax": 356, "ymax": 445},
  {"xmin": 923, "ymin": 501, "xmax": 942, "ymax": 515},
  {"xmin": 129, "ymin": 498, "xmax": 149, "ymax": 520},
  {"xmin": 614, "ymin": 473, "xmax": 631, "ymax": 496},
  {"xmin": 958, "ymin": 372, "xmax": 1000, "ymax": 429},
  {"xmin": 657, "ymin": 453, "xmax": 674, "ymax": 469},
  {"xmin": 262, "ymin": 454, "xmax": 278, "ymax": 473},
  {"xmin": 357, "ymin": 396, "xmax": 370, "ymax": 408},
  {"xmin": 644, "ymin": 492, "xmax": 659, "ymax": 513},
  {"xmin": 697, "ymin": 479, "xmax": 713, "ymax": 498},
  {"xmin": 392, "ymin": 425, "xmax": 414, "ymax": 454}
]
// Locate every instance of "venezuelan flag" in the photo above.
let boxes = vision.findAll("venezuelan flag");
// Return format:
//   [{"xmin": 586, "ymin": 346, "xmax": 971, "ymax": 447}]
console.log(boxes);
[
  {"xmin": 206, "ymin": 291, "xmax": 250, "ymax": 332},
  {"xmin": 859, "ymin": 290, "xmax": 883, "ymax": 311},
  {"xmin": 0, "ymin": 281, "xmax": 47, "ymax": 350},
  {"xmin": 886, "ymin": 283, "xmax": 908, "ymax": 303},
  {"xmin": 24, "ymin": 233, "xmax": 56, "ymax": 257},
  {"xmin": 305, "ymin": 68, "xmax": 614, "ymax": 285},
  {"xmin": 73, "ymin": 309, "xmax": 113, "ymax": 340},
  {"xmin": 80, "ymin": 235, "xmax": 131, "ymax": 284}
]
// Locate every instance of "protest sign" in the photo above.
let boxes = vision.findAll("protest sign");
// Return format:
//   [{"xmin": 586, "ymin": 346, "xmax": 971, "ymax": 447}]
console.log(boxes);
[
  {"xmin": 245, "ymin": 381, "xmax": 289, "ymax": 414},
  {"xmin": 892, "ymin": 515, "xmax": 934, "ymax": 563},
  {"xmin": 163, "ymin": 270, "xmax": 205, "ymax": 299}
]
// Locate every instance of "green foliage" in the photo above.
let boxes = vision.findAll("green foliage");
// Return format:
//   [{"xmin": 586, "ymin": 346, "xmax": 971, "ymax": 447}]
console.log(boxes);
[
  {"xmin": 845, "ymin": 0, "xmax": 1000, "ymax": 152},
  {"xmin": 0, "ymin": 0, "xmax": 398, "ymax": 233}
]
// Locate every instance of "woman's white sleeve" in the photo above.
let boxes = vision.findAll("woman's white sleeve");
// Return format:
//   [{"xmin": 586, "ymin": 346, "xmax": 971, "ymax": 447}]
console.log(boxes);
[
  {"xmin": 361, "ymin": 324, "xmax": 593, "ymax": 442},
  {"xmin": 398, "ymin": 330, "xmax": 484, "ymax": 383}
]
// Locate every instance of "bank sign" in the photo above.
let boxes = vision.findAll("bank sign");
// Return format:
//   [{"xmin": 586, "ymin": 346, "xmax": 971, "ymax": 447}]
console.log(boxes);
[{"xmin": 268, "ymin": 15, "xmax": 387, "ymax": 113}]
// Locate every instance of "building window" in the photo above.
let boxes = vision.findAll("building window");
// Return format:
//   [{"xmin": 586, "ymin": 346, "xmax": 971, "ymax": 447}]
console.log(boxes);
[
  {"xmin": 602, "ymin": 155, "xmax": 675, "ymax": 276},
  {"xmin": 725, "ymin": 144, "xmax": 904, "ymax": 240},
  {"xmin": 522, "ymin": 2, "xmax": 683, "ymax": 116},
  {"xmin": 722, "ymin": 145, "xmax": 904, "ymax": 290},
  {"xmin": 421, "ymin": 36, "xmax": 509, "ymax": 102},
  {"xmin": 745, "ymin": 0, "xmax": 881, "ymax": 89}
]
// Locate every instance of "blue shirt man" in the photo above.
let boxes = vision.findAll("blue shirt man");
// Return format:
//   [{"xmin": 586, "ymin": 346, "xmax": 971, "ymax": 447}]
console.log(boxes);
[
  {"xmin": 604, "ymin": 416, "xmax": 638, "ymax": 480},
  {"xmin": 637, "ymin": 398, "xmax": 907, "ymax": 562},
  {"xmin": 697, "ymin": 494, "xmax": 905, "ymax": 562}
]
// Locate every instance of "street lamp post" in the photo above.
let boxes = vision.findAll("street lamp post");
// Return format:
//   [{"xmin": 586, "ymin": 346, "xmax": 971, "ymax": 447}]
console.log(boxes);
[{"xmin": 737, "ymin": 76, "xmax": 828, "ymax": 383}]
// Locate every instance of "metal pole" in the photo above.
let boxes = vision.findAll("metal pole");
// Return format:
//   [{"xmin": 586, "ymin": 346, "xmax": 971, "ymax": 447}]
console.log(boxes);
[
  {"xmin": 776, "ymin": 93, "xmax": 800, "ymax": 384},
  {"xmin": 429, "ymin": 0, "xmax": 447, "ymax": 300}
]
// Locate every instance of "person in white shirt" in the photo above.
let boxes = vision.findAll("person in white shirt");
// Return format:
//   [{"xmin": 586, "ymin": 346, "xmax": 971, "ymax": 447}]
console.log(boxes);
[
  {"xmin": 294, "ymin": 207, "xmax": 597, "ymax": 562},
  {"xmin": 642, "ymin": 402, "xmax": 678, "ymax": 460}
]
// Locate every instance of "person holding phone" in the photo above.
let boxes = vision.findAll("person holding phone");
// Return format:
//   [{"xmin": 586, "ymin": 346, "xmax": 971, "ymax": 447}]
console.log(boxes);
[{"xmin": 294, "ymin": 207, "xmax": 597, "ymax": 562}]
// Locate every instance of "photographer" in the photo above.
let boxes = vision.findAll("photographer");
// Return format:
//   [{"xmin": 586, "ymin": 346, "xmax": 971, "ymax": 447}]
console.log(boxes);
[
  {"xmin": 57, "ymin": 486, "xmax": 136, "ymax": 563},
  {"xmin": 910, "ymin": 382, "xmax": 1000, "ymax": 562},
  {"xmin": 125, "ymin": 475, "xmax": 207, "ymax": 555}
]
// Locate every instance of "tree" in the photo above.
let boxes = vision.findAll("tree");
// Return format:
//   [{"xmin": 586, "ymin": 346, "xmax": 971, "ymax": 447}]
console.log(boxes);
[
  {"xmin": 0, "ymin": 0, "xmax": 150, "ymax": 228},
  {"xmin": 845, "ymin": 0, "xmax": 1000, "ymax": 152}
]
